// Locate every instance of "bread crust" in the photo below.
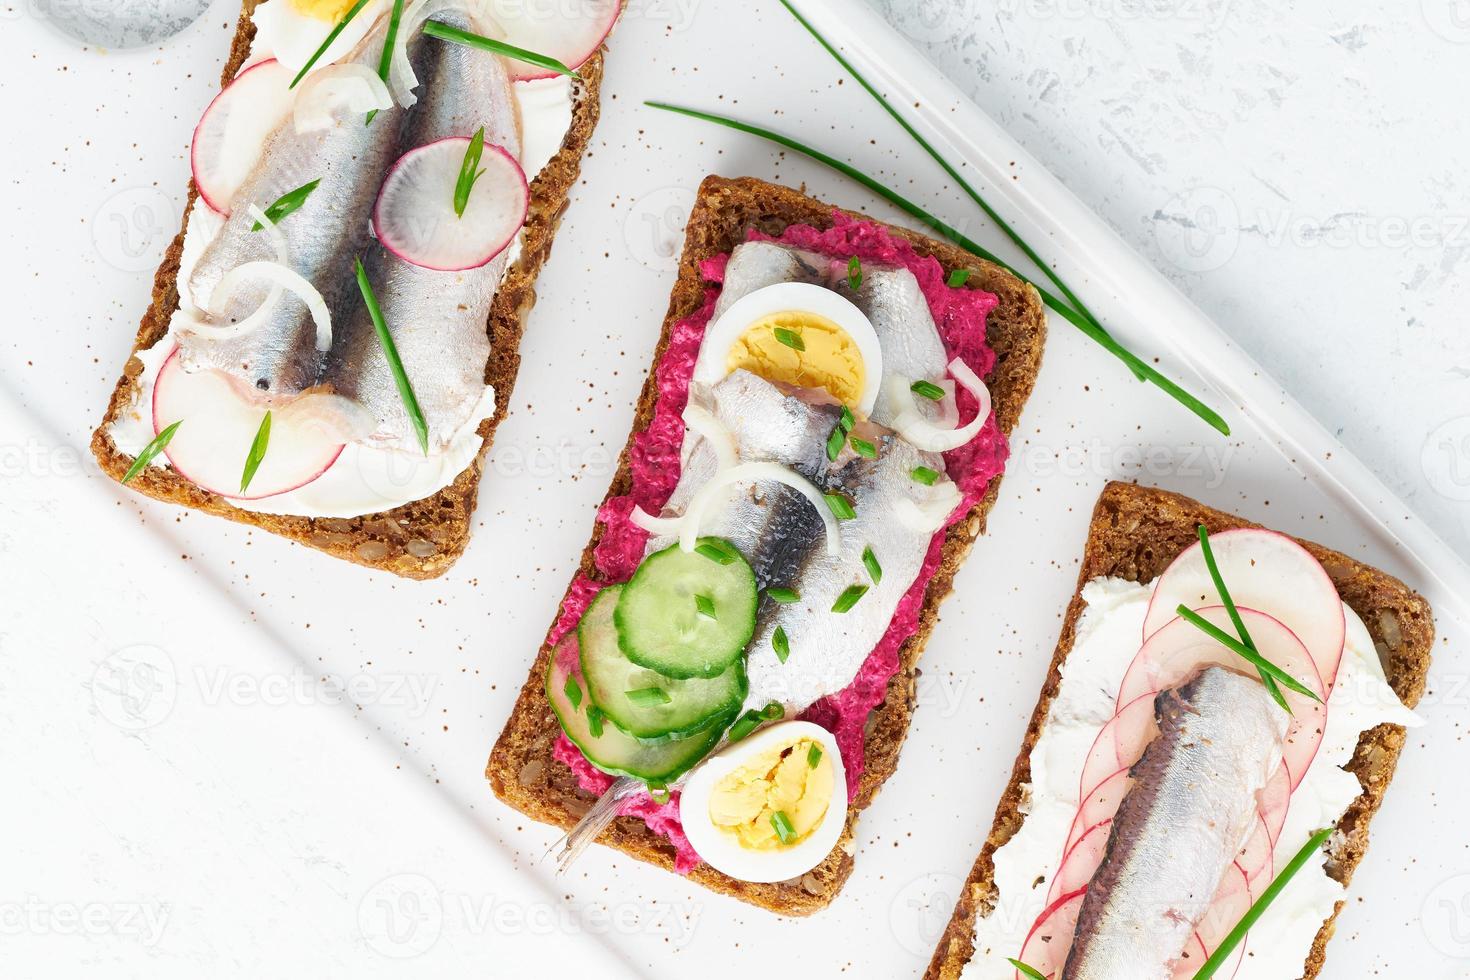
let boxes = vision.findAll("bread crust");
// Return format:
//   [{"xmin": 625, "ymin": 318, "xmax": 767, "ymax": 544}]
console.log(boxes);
[
  {"xmin": 924, "ymin": 480, "xmax": 1435, "ymax": 979},
  {"xmin": 88, "ymin": 0, "xmax": 606, "ymax": 579},
  {"xmin": 486, "ymin": 174, "xmax": 1049, "ymax": 915}
]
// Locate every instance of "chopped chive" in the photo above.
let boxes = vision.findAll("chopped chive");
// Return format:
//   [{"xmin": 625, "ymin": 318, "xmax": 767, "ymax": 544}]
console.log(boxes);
[
  {"xmin": 563, "ymin": 674, "xmax": 582, "ymax": 709},
  {"xmin": 766, "ymin": 586, "xmax": 800, "ymax": 604},
  {"xmin": 772, "ymin": 625, "xmax": 790, "ymax": 663},
  {"xmin": 252, "ymin": 179, "xmax": 320, "ymax": 231},
  {"xmin": 1192, "ymin": 828, "xmax": 1334, "ymax": 979},
  {"xmin": 695, "ymin": 538, "xmax": 739, "ymax": 565},
  {"xmin": 773, "ymin": 326, "xmax": 805, "ymax": 351},
  {"xmin": 826, "ymin": 423, "xmax": 846, "ymax": 461},
  {"xmin": 806, "ymin": 742, "xmax": 823, "ymax": 768},
  {"xmin": 846, "ymin": 255, "xmax": 863, "ymax": 290},
  {"xmin": 1008, "ymin": 960, "xmax": 1047, "ymax": 980},
  {"xmin": 625, "ymin": 686, "xmax": 671, "ymax": 707},
  {"xmin": 1175, "ymin": 605, "xmax": 1320, "ymax": 709},
  {"xmin": 642, "ymin": 100, "xmax": 1230, "ymax": 436},
  {"xmin": 911, "ymin": 379, "xmax": 946, "ymax": 400},
  {"xmin": 121, "ymin": 420, "xmax": 181, "ymax": 484},
  {"xmin": 694, "ymin": 593, "xmax": 717, "ymax": 620},
  {"xmin": 648, "ymin": 782, "xmax": 671, "ymax": 804},
  {"xmin": 422, "ymin": 19, "xmax": 581, "ymax": 80},
  {"xmin": 832, "ymin": 584, "xmax": 869, "ymax": 613},
  {"xmin": 727, "ymin": 711, "xmax": 761, "ymax": 743},
  {"xmin": 354, "ymin": 256, "xmax": 428, "ymax": 454},
  {"xmin": 839, "ymin": 406, "xmax": 855, "ymax": 432},
  {"xmin": 824, "ymin": 493, "xmax": 856, "ymax": 520},
  {"xmin": 760, "ymin": 701, "xmax": 784, "ymax": 720},
  {"xmin": 586, "ymin": 705, "xmax": 604, "ymax": 738},
  {"xmin": 770, "ymin": 810, "xmax": 797, "ymax": 845},
  {"xmin": 240, "ymin": 411, "xmax": 271, "ymax": 494},
  {"xmin": 289, "ymin": 0, "xmax": 372, "ymax": 89},
  {"xmin": 453, "ymin": 126, "xmax": 486, "ymax": 219},
  {"xmin": 365, "ymin": 0, "xmax": 405, "ymax": 124},
  {"xmin": 850, "ymin": 436, "xmax": 877, "ymax": 459},
  {"xmin": 861, "ymin": 545, "xmax": 883, "ymax": 584},
  {"xmin": 947, "ymin": 268, "xmax": 973, "ymax": 288},
  {"xmin": 1196, "ymin": 525, "xmax": 1283, "ymax": 704},
  {"xmin": 910, "ymin": 465, "xmax": 940, "ymax": 486}
]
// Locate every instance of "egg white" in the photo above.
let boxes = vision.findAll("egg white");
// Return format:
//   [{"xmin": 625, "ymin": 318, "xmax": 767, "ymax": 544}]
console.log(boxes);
[
  {"xmin": 251, "ymin": 0, "xmax": 386, "ymax": 75},
  {"xmin": 693, "ymin": 282, "xmax": 884, "ymax": 417},
  {"xmin": 679, "ymin": 721, "xmax": 848, "ymax": 884}
]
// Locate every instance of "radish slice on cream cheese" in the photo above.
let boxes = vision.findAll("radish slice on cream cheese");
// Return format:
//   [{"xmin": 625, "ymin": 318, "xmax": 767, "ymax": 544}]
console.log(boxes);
[
  {"xmin": 372, "ymin": 136, "xmax": 528, "ymax": 271},
  {"xmin": 191, "ymin": 59, "xmax": 295, "ymax": 215}
]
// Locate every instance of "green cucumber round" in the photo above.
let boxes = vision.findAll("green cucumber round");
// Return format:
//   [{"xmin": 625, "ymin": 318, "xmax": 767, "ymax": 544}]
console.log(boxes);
[
  {"xmin": 579, "ymin": 585, "xmax": 747, "ymax": 740},
  {"xmin": 545, "ymin": 632, "xmax": 731, "ymax": 783},
  {"xmin": 614, "ymin": 538, "xmax": 758, "ymax": 680}
]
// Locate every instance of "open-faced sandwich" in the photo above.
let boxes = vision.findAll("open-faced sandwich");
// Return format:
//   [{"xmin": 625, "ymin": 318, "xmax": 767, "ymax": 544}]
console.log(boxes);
[
  {"xmin": 489, "ymin": 175, "xmax": 1047, "ymax": 914},
  {"xmin": 90, "ymin": 0, "xmax": 619, "ymax": 578},
  {"xmin": 926, "ymin": 481, "xmax": 1435, "ymax": 979}
]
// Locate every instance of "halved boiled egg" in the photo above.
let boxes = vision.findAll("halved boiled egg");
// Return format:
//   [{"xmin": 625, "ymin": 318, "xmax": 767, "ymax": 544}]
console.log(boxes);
[
  {"xmin": 693, "ymin": 283, "xmax": 883, "ymax": 417},
  {"xmin": 251, "ymin": 0, "xmax": 385, "ymax": 76},
  {"xmin": 679, "ymin": 720, "xmax": 847, "ymax": 883}
]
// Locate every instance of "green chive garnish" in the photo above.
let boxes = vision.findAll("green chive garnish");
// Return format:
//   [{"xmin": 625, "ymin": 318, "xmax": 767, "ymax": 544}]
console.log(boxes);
[
  {"xmin": 824, "ymin": 493, "xmax": 855, "ymax": 520},
  {"xmin": 648, "ymin": 782, "xmax": 671, "ymax": 804},
  {"xmin": 694, "ymin": 594, "xmax": 716, "ymax": 620},
  {"xmin": 289, "ymin": 0, "xmax": 372, "ymax": 89},
  {"xmin": 453, "ymin": 126, "xmax": 486, "ymax": 219},
  {"xmin": 586, "ymin": 705, "xmax": 604, "ymax": 738},
  {"xmin": 1176, "ymin": 605, "xmax": 1319, "ymax": 710},
  {"xmin": 772, "ymin": 625, "xmax": 790, "ymax": 663},
  {"xmin": 766, "ymin": 586, "xmax": 800, "ymax": 604},
  {"xmin": 365, "ymin": 0, "xmax": 405, "ymax": 124},
  {"xmin": 121, "ymin": 420, "xmax": 181, "ymax": 484},
  {"xmin": 1191, "ymin": 828, "xmax": 1334, "ymax": 979},
  {"xmin": 626, "ymin": 686, "xmax": 670, "ymax": 707},
  {"xmin": 910, "ymin": 465, "xmax": 940, "ymax": 486},
  {"xmin": 773, "ymin": 326, "xmax": 805, "ymax": 351},
  {"xmin": 643, "ymin": 99, "xmax": 1230, "ymax": 436},
  {"xmin": 1008, "ymin": 960, "xmax": 1047, "ymax": 980},
  {"xmin": 850, "ymin": 436, "xmax": 877, "ymax": 459},
  {"xmin": 240, "ymin": 411, "xmax": 271, "ymax": 494},
  {"xmin": 846, "ymin": 255, "xmax": 862, "ymax": 290},
  {"xmin": 832, "ymin": 584, "xmax": 869, "ymax": 613},
  {"xmin": 695, "ymin": 538, "xmax": 739, "ymax": 565},
  {"xmin": 422, "ymin": 19, "xmax": 581, "ymax": 80},
  {"xmin": 770, "ymin": 810, "xmax": 797, "ymax": 845},
  {"xmin": 839, "ymin": 406, "xmax": 855, "ymax": 431},
  {"xmin": 806, "ymin": 743, "xmax": 822, "ymax": 768},
  {"xmin": 948, "ymin": 268, "xmax": 972, "ymax": 288},
  {"xmin": 354, "ymin": 256, "xmax": 428, "ymax": 455},
  {"xmin": 728, "ymin": 712, "xmax": 760, "ymax": 743},
  {"xmin": 252, "ymin": 179, "xmax": 320, "ymax": 231},
  {"xmin": 760, "ymin": 701, "xmax": 784, "ymax": 720},
  {"xmin": 563, "ymin": 674, "xmax": 582, "ymax": 709},
  {"xmin": 826, "ymin": 423, "xmax": 846, "ymax": 461},
  {"xmin": 911, "ymin": 379, "xmax": 946, "ymax": 400},
  {"xmin": 1196, "ymin": 524, "xmax": 1284, "ymax": 704},
  {"xmin": 862, "ymin": 545, "xmax": 882, "ymax": 584}
]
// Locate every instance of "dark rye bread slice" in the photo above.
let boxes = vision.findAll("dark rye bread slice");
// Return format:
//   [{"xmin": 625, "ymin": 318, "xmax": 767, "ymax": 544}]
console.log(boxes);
[
  {"xmin": 925, "ymin": 480, "xmax": 1436, "ymax": 979},
  {"xmin": 488, "ymin": 174, "xmax": 1048, "ymax": 915},
  {"xmin": 89, "ymin": 0, "xmax": 607, "ymax": 580}
]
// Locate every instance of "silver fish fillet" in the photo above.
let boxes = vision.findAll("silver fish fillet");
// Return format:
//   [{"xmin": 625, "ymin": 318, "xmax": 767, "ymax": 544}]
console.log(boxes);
[
  {"xmin": 1061, "ymin": 666, "xmax": 1288, "ymax": 980},
  {"xmin": 322, "ymin": 12, "xmax": 521, "ymax": 452},
  {"xmin": 177, "ymin": 14, "xmax": 409, "ymax": 399},
  {"xmin": 647, "ymin": 369, "xmax": 958, "ymax": 716}
]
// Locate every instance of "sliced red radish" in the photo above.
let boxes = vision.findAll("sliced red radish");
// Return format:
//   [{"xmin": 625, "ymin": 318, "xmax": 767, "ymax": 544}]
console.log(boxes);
[
  {"xmin": 494, "ymin": 0, "xmax": 620, "ymax": 81},
  {"xmin": 191, "ymin": 59, "xmax": 295, "ymax": 215},
  {"xmin": 1144, "ymin": 527, "xmax": 1346, "ymax": 689},
  {"xmin": 1018, "ymin": 889, "xmax": 1085, "ymax": 978},
  {"xmin": 372, "ymin": 136, "xmax": 528, "ymax": 271},
  {"xmin": 1257, "ymin": 764, "xmax": 1291, "ymax": 845},
  {"xmin": 151, "ymin": 347, "xmax": 367, "ymax": 500},
  {"xmin": 1047, "ymin": 821, "xmax": 1111, "ymax": 907},
  {"xmin": 1184, "ymin": 864, "xmax": 1257, "ymax": 979},
  {"xmin": 1078, "ymin": 692, "xmax": 1157, "ymax": 803},
  {"xmin": 1064, "ymin": 767, "xmax": 1130, "ymax": 857}
]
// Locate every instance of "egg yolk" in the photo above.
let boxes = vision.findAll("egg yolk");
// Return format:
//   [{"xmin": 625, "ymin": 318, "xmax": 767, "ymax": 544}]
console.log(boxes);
[
  {"xmin": 707, "ymin": 738, "xmax": 834, "ymax": 850},
  {"xmin": 289, "ymin": 0, "xmax": 358, "ymax": 22},
  {"xmin": 726, "ymin": 312, "xmax": 865, "ymax": 409}
]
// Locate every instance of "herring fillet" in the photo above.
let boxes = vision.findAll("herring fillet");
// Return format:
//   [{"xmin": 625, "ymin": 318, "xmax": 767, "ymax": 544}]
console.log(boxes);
[
  {"xmin": 322, "ymin": 13, "xmax": 521, "ymax": 452},
  {"xmin": 1061, "ymin": 666, "xmax": 1288, "ymax": 980},
  {"xmin": 177, "ymin": 14, "xmax": 408, "ymax": 399}
]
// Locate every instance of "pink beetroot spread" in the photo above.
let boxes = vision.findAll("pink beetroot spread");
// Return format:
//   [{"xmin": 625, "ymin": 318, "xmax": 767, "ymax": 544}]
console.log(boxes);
[{"xmin": 550, "ymin": 214, "xmax": 1006, "ymax": 873}]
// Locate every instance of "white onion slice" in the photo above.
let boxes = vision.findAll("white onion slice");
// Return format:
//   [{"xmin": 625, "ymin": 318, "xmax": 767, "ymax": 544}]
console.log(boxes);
[
  {"xmin": 886, "ymin": 357, "xmax": 993, "ymax": 452},
  {"xmin": 680, "ymin": 462, "xmax": 839, "ymax": 557},
  {"xmin": 630, "ymin": 506, "xmax": 684, "ymax": 536},
  {"xmin": 182, "ymin": 206, "xmax": 287, "ymax": 342},
  {"xmin": 190, "ymin": 258, "xmax": 332, "ymax": 351},
  {"xmin": 389, "ymin": 0, "xmax": 485, "ymax": 107},
  {"xmin": 293, "ymin": 63, "xmax": 394, "ymax": 133},
  {"xmin": 681, "ymin": 404, "xmax": 736, "ymax": 471},
  {"xmin": 895, "ymin": 481, "xmax": 964, "ymax": 534}
]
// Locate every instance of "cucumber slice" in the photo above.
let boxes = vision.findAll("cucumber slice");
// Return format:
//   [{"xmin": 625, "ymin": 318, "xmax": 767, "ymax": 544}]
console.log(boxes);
[
  {"xmin": 546, "ymin": 632, "xmax": 731, "ymax": 783},
  {"xmin": 580, "ymin": 586, "xmax": 747, "ymax": 740},
  {"xmin": 614, "ymin": 538, "xmax": 758, "ymax": 679}
]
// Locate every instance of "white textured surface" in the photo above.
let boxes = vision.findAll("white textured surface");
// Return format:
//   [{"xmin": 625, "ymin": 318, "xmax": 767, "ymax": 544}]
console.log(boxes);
[{"xmin": 871, "ymin": 0, "xmax": 1470, "ymax": 555}]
